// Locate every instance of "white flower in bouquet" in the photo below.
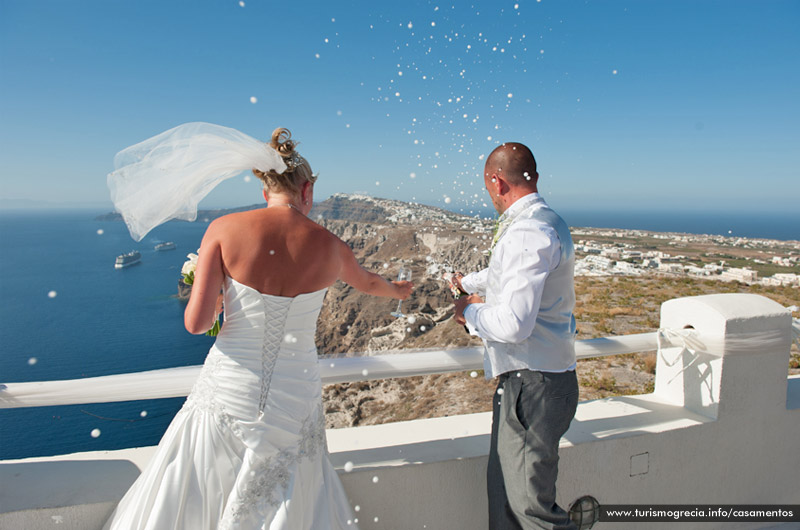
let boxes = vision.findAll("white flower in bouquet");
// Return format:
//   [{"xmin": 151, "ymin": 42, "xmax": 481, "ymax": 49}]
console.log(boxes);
[{"xmin": 181, "ymin": 252, "xmax": 199, "ymax": 285}]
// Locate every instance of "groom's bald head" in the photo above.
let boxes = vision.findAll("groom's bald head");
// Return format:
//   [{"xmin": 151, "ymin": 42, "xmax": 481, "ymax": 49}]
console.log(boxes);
[{"xmin": 484, "ymin": 143, "xmax": 538, "ymax": 190}]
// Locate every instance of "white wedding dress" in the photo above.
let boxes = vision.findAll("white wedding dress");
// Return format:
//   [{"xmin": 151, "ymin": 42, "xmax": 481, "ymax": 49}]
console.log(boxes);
[{"xmin": 105, "ymin": 277, "xmax": 357, "ymax": 529}]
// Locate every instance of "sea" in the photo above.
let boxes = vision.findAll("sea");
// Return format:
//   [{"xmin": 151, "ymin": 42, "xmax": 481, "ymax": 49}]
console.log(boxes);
[{"xmin": 1, "ymin": 207, "xmax": 798, "ymax": 460}]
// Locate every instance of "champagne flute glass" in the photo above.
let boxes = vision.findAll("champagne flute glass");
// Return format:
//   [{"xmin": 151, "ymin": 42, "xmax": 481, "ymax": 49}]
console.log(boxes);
[{"xmin": 390, "ymin": 267, "xmax": 412, "ymax": 318}]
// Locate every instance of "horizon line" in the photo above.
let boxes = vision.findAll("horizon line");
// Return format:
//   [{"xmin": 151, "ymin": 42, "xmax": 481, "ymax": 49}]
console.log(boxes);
[{"xmin": 2, "ymin": 196, "xmax": 798, "ymax": 219}]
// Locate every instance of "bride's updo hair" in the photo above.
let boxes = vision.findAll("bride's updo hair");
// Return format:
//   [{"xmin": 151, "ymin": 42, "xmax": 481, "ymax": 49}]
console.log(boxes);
[{"xmin": 253, "ymin": 127, "xmax": 317, "ymax": 195}]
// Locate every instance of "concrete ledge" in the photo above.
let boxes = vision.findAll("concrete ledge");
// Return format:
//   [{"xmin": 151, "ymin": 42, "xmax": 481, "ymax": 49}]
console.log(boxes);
[
  {"xmin": 0, "ymin": 459, "xmax": 140, "ymax": 513},
  {"xmin": 0, "ymin": 394, "xmax": 717, "ymax": 530},
  {"xmin": 327, "ymin": 411, "xmax": 491, "ymax": 470},
  {"xmin": 564, "ymin": 393, "xmax": 711, "ymax": 445},
  {"xmin": 3, "ymin": 389, "xmax": 796, "ymax": 530},
  {"xmin": 0, "ymin": 459, "xmax": 141, "ymax": 530},
  {"xmin": 0, "ymin": 504, "xmax": 116, "ymax": 530}
]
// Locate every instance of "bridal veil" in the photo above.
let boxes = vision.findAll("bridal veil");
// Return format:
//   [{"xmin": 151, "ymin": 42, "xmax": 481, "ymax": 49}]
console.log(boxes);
[{"xmin": 107, "ymin": 122, "xmax": 286, "ymax": 241}]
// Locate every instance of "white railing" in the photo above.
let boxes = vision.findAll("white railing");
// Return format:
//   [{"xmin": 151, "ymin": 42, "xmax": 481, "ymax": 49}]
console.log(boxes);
[{"xmin": 0, "ymin": 332, "xmax": 666, "ymax": 409}]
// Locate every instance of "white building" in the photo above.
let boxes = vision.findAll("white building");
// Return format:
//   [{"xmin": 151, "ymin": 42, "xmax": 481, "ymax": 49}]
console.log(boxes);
[
  {"xmin": 614, "ymin": 261, "xmax": 639, "ymax": 274},
  {"xmin": 764, "ymin": 273, "xmax": 800, "ymax": 287},
  {"xmin": 642, "ymin": 259, "xmax": 658, "ymax": 269},
  {"xmin": 585, "ymin": 255, "xmax": 613, "ymax": 269},
  {"xmin": 686, "ymin": 265, "xmax": 710, "ymax": 276},
  {"xmin": 772, "ymin": 256, "xmax": 794, "ymax": 267},
  {"xmin": 658, "ymin": 263, "xmax": 684, "ymax": 274},
  {"xmin": 720, "ymin": 267, "xmax": 758, "ymax": 284},
  {"xmin": 575, "ymin": 244, "xmax": 602, "ymax": 255}
]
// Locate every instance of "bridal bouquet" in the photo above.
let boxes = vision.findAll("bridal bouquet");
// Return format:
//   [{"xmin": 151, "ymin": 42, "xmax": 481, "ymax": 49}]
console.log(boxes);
[{"xmin": 181, "ymin": 251, "xmax": 221, "ymax": 336}]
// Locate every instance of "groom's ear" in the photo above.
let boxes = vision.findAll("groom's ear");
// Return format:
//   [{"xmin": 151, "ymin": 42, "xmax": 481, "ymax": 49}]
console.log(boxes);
[{"xmin": 492, "ymin": 173, "xmax": 510, "ymax": 196}]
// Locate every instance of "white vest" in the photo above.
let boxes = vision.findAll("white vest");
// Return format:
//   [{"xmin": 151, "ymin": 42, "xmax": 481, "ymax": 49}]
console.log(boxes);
[{"xmin": 483, "ymin": 198, "xmax": 577, "ymax": 376}]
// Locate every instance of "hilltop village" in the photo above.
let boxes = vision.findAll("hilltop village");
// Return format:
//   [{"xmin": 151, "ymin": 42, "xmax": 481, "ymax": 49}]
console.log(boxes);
[
  {"xmin": 572, "ymin": 228, "xmax": 799, "ymax": 289},
  {"xmin": 329, "ymin": 194, "xmax": 800, "ymax": 288}
]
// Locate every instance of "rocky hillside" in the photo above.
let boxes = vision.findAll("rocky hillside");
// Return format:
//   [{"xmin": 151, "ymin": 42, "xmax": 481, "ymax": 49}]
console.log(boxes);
[
  {"xmin": 310, "ymin": 194, "xmax": 492, "ymax": 355},
  {"xmin": 315, "ymin": 221, "xmax": 488, "ymax": 355},
  {"xmin": 306, "ymin": 195, "xmax": 496, "ymax": 428}
]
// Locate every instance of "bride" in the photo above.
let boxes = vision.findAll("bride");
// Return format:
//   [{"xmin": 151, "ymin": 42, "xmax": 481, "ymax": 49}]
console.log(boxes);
[{"xmin": 104, "ymin": 126, "xmax": 413, "ymax": 529}]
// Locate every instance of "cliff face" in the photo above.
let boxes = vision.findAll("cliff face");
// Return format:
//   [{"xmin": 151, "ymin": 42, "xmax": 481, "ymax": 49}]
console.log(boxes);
[
  {"xmin": 95, "ymin": 204, "xmax": 263, "ymax": 222},
  {"xmin": 315, "ymin": 217, "xmax": 490, "ymax": 355},
  {"xmin": 310, "ymin": 195, "xmax": 390, "ymax": 223}
]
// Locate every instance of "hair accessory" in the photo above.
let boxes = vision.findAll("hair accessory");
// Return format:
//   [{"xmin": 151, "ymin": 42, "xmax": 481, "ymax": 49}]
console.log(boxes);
[
  {"xmin": 278, "ymin": 151, "xmax": 318, "ymax": 184},
  {"xmin": 282, "ymin": 152, "xmax": 304, "ymax": 173}
]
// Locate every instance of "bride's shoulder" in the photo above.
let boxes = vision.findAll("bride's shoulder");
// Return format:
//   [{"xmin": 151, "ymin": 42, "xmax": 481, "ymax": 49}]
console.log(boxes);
[
  {"xmin": 201, "ymin": 211, "xmax": 260, "ymax": 244},
  {"xmin": 210, "ymin": 208, "xmax": 265, "ymax": 228},
  {"xmin": 202, "ymin": 212, "xmax": 236, "ymax": 233},
  {"xmin": 300, "ymin": 223, "xmax": 347, "ymax": 260}
]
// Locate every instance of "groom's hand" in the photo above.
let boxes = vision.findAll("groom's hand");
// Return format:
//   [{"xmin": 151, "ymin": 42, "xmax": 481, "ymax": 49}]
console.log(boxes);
[
  {"xmin": 454, "ymin": 294, "xmax": 483, "ymax": 325},
  {"xmin": 450, "ymin": 272, "xmax": 467, "ymax": 294}
]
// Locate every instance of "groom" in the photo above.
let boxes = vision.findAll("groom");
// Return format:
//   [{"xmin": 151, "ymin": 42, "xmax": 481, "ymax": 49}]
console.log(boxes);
[{"xmin": 453, "ymin": 142, "xmax": 578, "ymax": 530}]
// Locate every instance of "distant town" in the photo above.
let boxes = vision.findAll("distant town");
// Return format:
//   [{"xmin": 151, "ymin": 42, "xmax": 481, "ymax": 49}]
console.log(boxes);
[{"xmin": 572, "ymin": 227, "xmax": 799, "ymax": 288}]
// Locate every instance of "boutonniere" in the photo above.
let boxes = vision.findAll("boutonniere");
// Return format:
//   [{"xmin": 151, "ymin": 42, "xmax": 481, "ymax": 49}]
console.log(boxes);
[{"xmin": 489, "ymin": 215, "xmax": 512, "ymax": 256}]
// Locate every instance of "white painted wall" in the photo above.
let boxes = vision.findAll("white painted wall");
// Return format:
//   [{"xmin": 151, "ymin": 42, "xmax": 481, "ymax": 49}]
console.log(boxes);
[{"xmin": 1, "ymin": 294, "xmax": 797, "ymax": 530}]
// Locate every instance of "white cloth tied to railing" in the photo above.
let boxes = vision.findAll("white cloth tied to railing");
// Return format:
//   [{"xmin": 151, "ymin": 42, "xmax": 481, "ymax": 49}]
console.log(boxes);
[
  {"xmin": 657, "ymin": 328, "xmax": 706, "ymax": 384},
  {"xmin": 657, "ymin": 319, "xmax": 797, "ymax": 384}
]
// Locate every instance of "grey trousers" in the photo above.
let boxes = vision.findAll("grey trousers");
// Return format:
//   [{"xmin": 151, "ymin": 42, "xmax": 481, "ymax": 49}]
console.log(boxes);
[{"xmin": 488, "ymin": 369, "xmax": 579, "ymax": 530}]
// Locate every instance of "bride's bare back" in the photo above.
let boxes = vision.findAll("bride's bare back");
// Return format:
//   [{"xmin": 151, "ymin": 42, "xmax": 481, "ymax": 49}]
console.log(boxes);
[
  {"xmin": 218, "ymin": 207, "xmax": 341, "ymax": 296},
  {"xmin": 184, "ymin": 205, "xmax": 412, "ymax": 334}
]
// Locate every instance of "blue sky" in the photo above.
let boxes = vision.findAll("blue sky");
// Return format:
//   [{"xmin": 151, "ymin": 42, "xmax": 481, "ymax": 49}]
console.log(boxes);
[{"xmin": 1, "ymin": 0, "xmax": 798, "ymax": 214}]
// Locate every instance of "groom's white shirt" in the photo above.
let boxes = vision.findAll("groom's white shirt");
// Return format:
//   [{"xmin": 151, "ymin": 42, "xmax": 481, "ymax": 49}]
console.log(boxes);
[{"xmin": 461, "ymin": 192, "xmax": 577, "ymax": 378}]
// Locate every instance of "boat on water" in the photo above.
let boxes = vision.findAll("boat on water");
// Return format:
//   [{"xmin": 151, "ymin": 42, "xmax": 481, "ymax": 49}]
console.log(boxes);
[
  {"xmin": 154, "ymin": 241, "xmax": 176, "ymax": 251},
  {"xmin": 114, "ymin": 251, "xmax": 141, "ymax": 269}
]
